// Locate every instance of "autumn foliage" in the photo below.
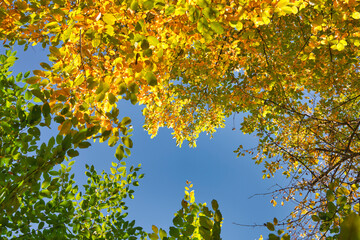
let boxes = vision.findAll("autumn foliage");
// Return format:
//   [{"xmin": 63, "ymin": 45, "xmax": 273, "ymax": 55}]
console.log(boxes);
[{"xmin": 1, "ymin": 0, "xmax": 360, "ymax": 238}]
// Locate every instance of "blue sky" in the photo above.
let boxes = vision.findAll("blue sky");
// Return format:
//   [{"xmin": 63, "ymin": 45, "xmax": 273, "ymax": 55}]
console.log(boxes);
[{"xmin": 6, "ymin": 45, "xmax": 294, "ymax": 239}]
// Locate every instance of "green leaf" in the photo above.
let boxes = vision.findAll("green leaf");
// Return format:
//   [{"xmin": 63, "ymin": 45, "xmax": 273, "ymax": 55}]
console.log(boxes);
[
  {"xmin": 184, "ymin": 225, "xmax": 195, "ymax": 236},
  {"xmin": 108, "ymin": 135, "xmax": 119, "ymax": 147},
  {"xmin": 211, "ymin": 199, "xmax": 219, "ymax": 211},
  {"xmin": 78, "ymin": 141, "xmax": 91, "ymax": 149},
  {"xmin": 165, "ymin": 5, "xmax": 176, "ymax": 15},
  {"xmin": 74, "ymin": 74, "xmax": 85, "ymax": 87},
  {"xmin": 327, "ymin": 201, "xmax": 336, "ymax": 213},
  {"xmin": 199, "ymin": 216, "xmax": 213, "ymax": 230},
  {"xmin": 143, "ymin": 0, "xmax": 154, "ymax": 10},
  {"xmin": 130, "ymin": 0, "xmax": 139, "ymax": 11},
  {"xmin": 122, "ymin": 136, "xmax": 133, "ymax": 148},
  {"xmin": 141, "ymin": 39, "xmax": 150, "ymax": 50},
  {"xmin": 210, "ymin": 22, "xmax": 224, "ymax": 34},
  {"xmin": 173, "ymin": 215, "xmax": 183, "ymax": 227},
  {"xmin": 40, "ymin": 189, "xmax": 52, "ymax": 198},
  {"xmin": 108, "ymin": 92, "xmax": 117, "ymax": 104},
  {"xmin": 28, "ymin": 105, "xmax": 42, "ymax": 125},
  {"xmin": 145, "ymin": 71, "xmax": 157, "ymax": 86},
  {"xmin": 169, "ymin": 227, "xmax": 180, "ymax": 237},
  {"xmin": 268, "ymin": 233, "xmax": 280, "ymax": 240},
  {"xmin": 159, "ymin": 229, "xmax": 167, "ymax": 239},
  {"xmin": 42, "ymin": 102, "xmax": 51, "ymax": 117},
  {"xmin": 214, "ymin": 210, "xmax": 222, "ymax": 222},
  {"xmin": 25, "ymin": 91, "xmax": 32, "ymax": 100},
  {"xmin": 311, "ymin": 215, "xmax": 320, "ymax": 222},
  {"xmin": 267, "ymin": 222, "xmax": 275, "ymax": 231},
  {"xmin": 67, "ymin": 149, "xmax": 79, "ymax": 157},
  {"xmin": 199, "ymin": 226, "xmax": 211, "ymax": 239},
  {"xmin": 121, "ymin": 116, "xmax": 132, "ymax": 125},
  {"xmin": 148, "ymin": 36, "xmax": 159, "ymax": 46},
  {"xmin": 340, "ymin": 213, "xmax": 360, "ymax": 240},
  {"xmin": 115, "ymin": 144, "xmax": 125, "ymax": 160},
  {"xmin": 42, "ymin": 180, "xmax": 50, "ymax": 189}
]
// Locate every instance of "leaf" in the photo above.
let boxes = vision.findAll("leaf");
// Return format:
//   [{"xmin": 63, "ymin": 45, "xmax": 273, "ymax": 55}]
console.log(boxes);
[
  {"xmin": 211, "ymin": 199, "xmax": 218, "ymax": 211},
  {"xmin": 169, "ymin": 227, "xmax": 180, "ymax": 237},
  {"xmin": 40, "ymin": 62, "xmax": 51, "ymax": 70},
  {"xmin": 152, "ymin": 225, "xmax": 158, "ymax": 234},
  {"xmin": 352, "ymin": 12, "xmax": 360, "ymax": 19},
  {"xmin": 199, "ymin": 226, "xmax": 211, "ymax": 239},
  {"xmin": 130, "ymin": 0, "xmax": 139, "ymax": 11},
  {"xmin": 214, "ymin": 210, "xmax": 222, "ymax": 222},
  {"xmin": 74, "ymin": 74, "xmax": 85, "ymax": 87},
  {"xmin": 210, "ymin": 22, "xmax": 224, "ymax": 34},
  {"xmin": 147, "ymin": 36, "xmax": 159, "ymax": 46},
  {"xmin": 159, "ymin": 229, "xmax": 167, "ymax": 239},
  {"xmin": 42, "ymin": 102, "xmax": 51, "ymax": 117},
  {"xmin": 67, "ymin": 149, "xmax": 79, "ymax": 157},
  {"xmin": 266, "ymin": 222, "xmax": 275, "ymax": 231},
  {"xmin": 141, "ymin": 39, "xmax": 150, "ymax": 50},
  {"xmin": 173, "ymin": 215, "xmax": 183, "ymax": 227},
  {"xmin": 148, "ymin": 233, "xmax": 159, "ymax": 240},
  {"xmin": 78, "ymin": 141, "xmax": 91, "ymax": 148},
  {"xmin": 145, "ymin": 71, "xmax": 157, "ymax": 86},
  {"xmin": 273, "ymin": 217, "xmax": 278, "ymax": 226},
  {"xmin": 108, "ymin": 135, "xmax": 119, "ymax": 147},
  {"xmin": 59, "ymin": 120, "xmax": 72, "ymax": 135},
  {"xmin": 103, "ymin": 14, "xmax": 116, "ymax": 25},
  {"xmin": 143, "ymin": 0, "xmax": 154, "ymax": 10},
  {"xmin": 199, "ymin": 216, "xmax": 213, "ymax": 230},
  {"xmin": 165, "ymin": 5, "xmax": 176, "ymax": 15},
  {"xmin": 115, "ymin": 144, "xmax": 125, "ymax": 160},
  {"xmin": 26, "ymin": 76, "xmax": 41, "ymax": 84},
  {"xmin": 108, "ymin": 92, "xmax": 117, "ymax": 104},
  {"xmin": 49, "ymin": 46, "xmax": 61, "ymax": 58},
  {"xmin": 122, "ymin": 136, "xmax": 133, "ymax": 148},
  {"xmin": 121, "ymin": 116, "xmax": 132, "ymax": 125},
  {"xmin": 277, "ymin": 0, "xmax": 289, "ymax": 8},
  {"xmin": 28, "ymin": 105, "xmax": 42, "ymax": 125},
  {"xmin": 326, "ymin": 190, "xmax": 335, "ymax": 202}
]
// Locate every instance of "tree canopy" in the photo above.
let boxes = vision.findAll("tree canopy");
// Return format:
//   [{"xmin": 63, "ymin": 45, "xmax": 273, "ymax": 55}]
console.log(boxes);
[{"xmin": 1, "ymin": 0, "xmax": 360, "ymax": 238}]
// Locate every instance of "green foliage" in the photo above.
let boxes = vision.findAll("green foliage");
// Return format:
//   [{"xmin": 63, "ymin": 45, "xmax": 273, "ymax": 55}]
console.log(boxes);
[
  {"xmin": 149, "ymin": 183, "xmax": 223, "ymax": 240},
  {"xmin": 0, "ymin": 50, "xmax": 223, "ymax": 239},
  {"xmin": 0, "ymin": 50, "xmax": 147, "ymax": 239}
]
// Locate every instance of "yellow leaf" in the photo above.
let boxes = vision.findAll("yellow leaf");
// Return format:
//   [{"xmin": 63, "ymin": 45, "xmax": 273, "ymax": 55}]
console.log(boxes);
[
  {"xmin": 277, "ymin": 0, "xmax": 289, "ymax": 8},
  {"xmin": 73, "ymin": 14, "xmax": 85, "ymax": 21},
  {"xmin": 352, "ymin": 11, "xmax": 360, "ymax": 19},
  {"xmin": 152, "ymin": 225, "xmax": 158, "ymax": 234},
  {"xmin": 103, "ymin": 14, "xmax": 116, "ymax": 25},
  {"xmin": 106, "ymin": 25, "xmax": 114, "ymax": 36}
]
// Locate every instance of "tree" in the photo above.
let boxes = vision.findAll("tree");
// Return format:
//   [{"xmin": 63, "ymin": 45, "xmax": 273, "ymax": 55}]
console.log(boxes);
[
  {"xmin": 1, "ymin": 0, "xmax": 360, "ymax": 238},
  {"xmin": 0, "ymin": 50, "xmax": 224, "ymax": 239}
]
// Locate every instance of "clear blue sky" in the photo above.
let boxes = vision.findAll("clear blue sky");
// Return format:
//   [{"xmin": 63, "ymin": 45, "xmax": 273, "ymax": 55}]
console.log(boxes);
[{"xmin": 6, "ymin": 45, "xmax": 293, "ymax": 239}]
